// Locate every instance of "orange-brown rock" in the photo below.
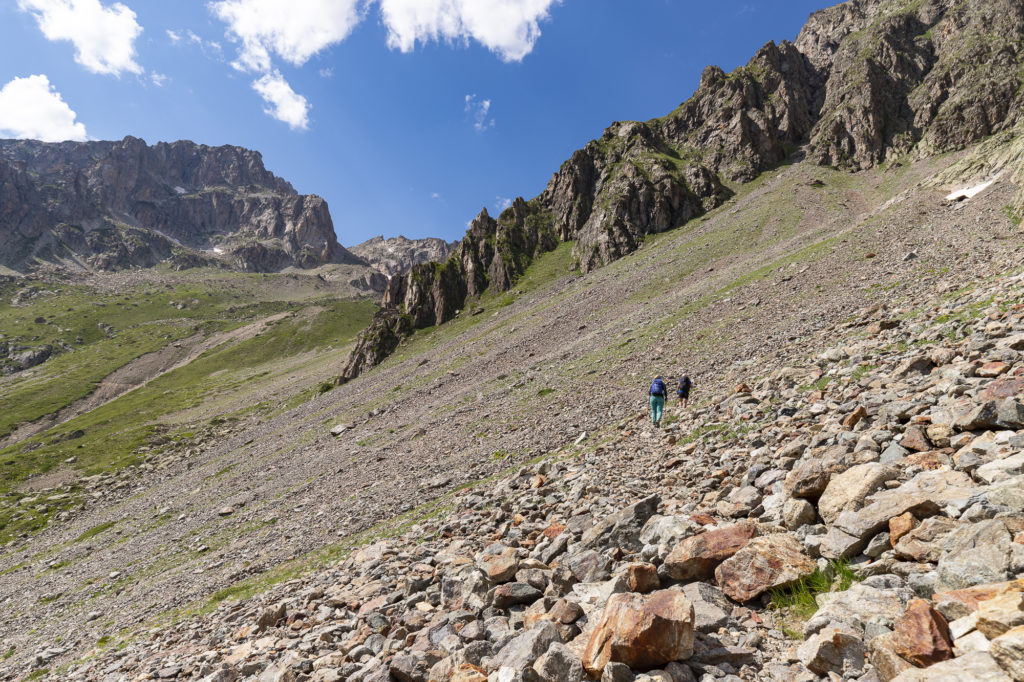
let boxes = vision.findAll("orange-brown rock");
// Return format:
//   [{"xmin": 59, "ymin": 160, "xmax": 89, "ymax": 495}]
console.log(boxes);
[
  {"xmin": 478, "ymin": 548, "xmax": 519, "ymax": 583},
  {"xmin": 932, "ymin": 579, "xmax": 1024, "ymax": 613},
  {"xmin": 842, "ymin": 405, "xmax": 868, "ymax": 429},
  {"xmin": 542, "ymin": 523, "xmax": 567, "ymax": 539},
  {"xmin": 663, "ymin": 522, "xmax": 758, "ymax": 580},
  {"xmin": 904, "ymin": 451, "xmax": 948, "ymax": 470},
  {"xmin": 868, "ymin": 632, "xmax": 915, "ymax": 680},
  {"xmin": 582, "ymin": 590, "xmax": 695, "ymax": 674},
  {"xmin": 451, "ymin": 663, "xmax": 488, "ymax": 682},
  {"xmin": 977, "ymin": 361, "xmax": 1010, "ymax": 378},
  {"xmin": 889, "ymin": 512, "xmax": 919, "ymax": 546},
  {"xmin": 715, "ymin": 533, "xmax": 817, "ymax": 602},
  {"xmin": 890, "ymin": 599, "xmax": 953, "ymax": 667},
  {"xmin": 901, "ymin": 426, "xmax": 931, "ymax": 452},
  {"xmin": 981, "ymin": 377, "xmax": 1024, "ymax": 400},
  {"xmin": 623, "ymin": 562, "xmax": 660, "ymax": 593}
]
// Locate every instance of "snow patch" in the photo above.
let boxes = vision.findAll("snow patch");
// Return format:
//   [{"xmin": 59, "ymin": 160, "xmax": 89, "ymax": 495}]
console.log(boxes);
[
  {"xmin": 946, "ymin": 175, "xmax": 1000, "ymax": 202},
  {"xmin": 174, "ymin": 186, "xmax": 187, "ymax": 195},
  {"xmin": 213, "ymin": 247, "xmax": 224, "ymax": 254}
]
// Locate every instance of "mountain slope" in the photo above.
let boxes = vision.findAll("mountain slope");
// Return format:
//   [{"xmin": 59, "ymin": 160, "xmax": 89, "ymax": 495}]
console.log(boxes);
[
  {"xmin": 0, "ymin": 0, "xmax": 1023, "ymax": 677},
  {"xmin": 2, "ymin": 139, "xmax": 1021, "ymax": 678},
  {"xmin": 340, "ymin": 0, "xmax": 1024, "ymax": 384},
  {"xmin": 0, "ymin": 137, "xmax": 364, "ymax": 273}
]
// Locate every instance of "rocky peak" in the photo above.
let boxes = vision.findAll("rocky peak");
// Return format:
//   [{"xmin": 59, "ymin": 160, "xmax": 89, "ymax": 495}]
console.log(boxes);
[
  {"xmin": 0, "ymin": 136, "xmax": 359, "ymax": 273},
  {"xmin": 348, "ymin": 234, "xmax": 458, "ymax": 277}
]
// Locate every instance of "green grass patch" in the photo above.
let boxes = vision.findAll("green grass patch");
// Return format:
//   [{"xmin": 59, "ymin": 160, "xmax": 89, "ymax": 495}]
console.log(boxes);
[
  {"xmin": 768, "ymin": 559, "xmax": 861, "ymax": 624},
  {"xmin": 536, "ymin": 388, "xmax": 555, "ymax": 397},
  {"xmin": 74, "ymin": 520, "xmax": 117, "ymax": 543}
]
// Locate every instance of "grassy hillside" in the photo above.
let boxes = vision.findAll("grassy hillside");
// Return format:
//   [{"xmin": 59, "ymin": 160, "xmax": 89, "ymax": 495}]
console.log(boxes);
[{"xmin": 0, "ymin": 270, "xmax": 376, "ymax": 545}]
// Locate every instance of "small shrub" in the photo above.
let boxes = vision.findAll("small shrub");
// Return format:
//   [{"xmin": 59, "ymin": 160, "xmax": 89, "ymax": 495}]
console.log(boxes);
[
  {"xmin": 317, "ymin": 382, "xmax": 334, "ymax": 395},
  {"xmin": 537, "ymin": 388, "xmax": 555, "ymax": 397}
]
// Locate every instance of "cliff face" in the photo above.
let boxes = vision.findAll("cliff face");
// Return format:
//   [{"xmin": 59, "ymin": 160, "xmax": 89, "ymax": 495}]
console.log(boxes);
[
  {"xmin": 342, "ymin": 0, "xmax": 1023, "ymax": 382},
  {"xmin": 0, "ymin": 136, "xmax": 361, "ymax": 272},
  {"xmin": 349, "ymin": 235, "xmax": 458, "ymax": 277}
]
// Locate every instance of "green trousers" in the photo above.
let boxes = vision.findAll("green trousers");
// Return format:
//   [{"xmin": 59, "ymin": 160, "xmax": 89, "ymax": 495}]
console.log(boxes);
[{"xmin": 649, "ymin": 395, "xmax": 664, "ymax": 424}]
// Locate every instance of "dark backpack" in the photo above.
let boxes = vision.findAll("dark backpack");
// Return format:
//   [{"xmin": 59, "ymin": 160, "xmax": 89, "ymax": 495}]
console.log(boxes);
[
  {"xmin": 650, "ymin": 378, "xmax": 666, "ymax": 396},
  {"xmin": 678, "ymin": 376, "xmax": 691, "ymax": 392}
]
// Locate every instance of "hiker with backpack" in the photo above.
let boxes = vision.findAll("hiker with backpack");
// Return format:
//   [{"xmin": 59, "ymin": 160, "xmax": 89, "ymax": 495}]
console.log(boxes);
[
  {"xmin": 677, "ymin": 372, "xmax": 692, "ymax": 408},
  {"xmin": 649, "ymin": 375, "xmax": 668, "ymax": 426}
]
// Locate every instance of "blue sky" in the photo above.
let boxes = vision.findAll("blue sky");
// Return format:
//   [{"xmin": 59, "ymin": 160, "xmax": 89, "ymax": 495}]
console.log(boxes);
[{"xmin": 0, "ymin": 0, "xmax": 831, "ymax": 246}]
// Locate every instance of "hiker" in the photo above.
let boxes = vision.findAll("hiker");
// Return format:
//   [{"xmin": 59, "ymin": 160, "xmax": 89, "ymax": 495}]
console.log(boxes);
[
  {"xmin": 649, "ymin": 375, "xmax": 667, "ymax": 426},
  {"xmin": 677, "ymin": 372, "xmax": 692, "ymax": 408}
]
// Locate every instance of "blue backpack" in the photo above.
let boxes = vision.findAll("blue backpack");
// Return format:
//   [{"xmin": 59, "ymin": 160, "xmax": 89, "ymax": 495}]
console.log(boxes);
[{"xmin": 650, "ymin": 378, "xmax": 666, "ymax": 396}]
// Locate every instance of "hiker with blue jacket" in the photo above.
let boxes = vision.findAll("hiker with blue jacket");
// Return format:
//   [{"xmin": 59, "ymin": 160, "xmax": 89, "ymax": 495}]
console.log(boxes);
[{"xmin": 649, "ymin": 375, "xmax": 668, "ymax": 426}]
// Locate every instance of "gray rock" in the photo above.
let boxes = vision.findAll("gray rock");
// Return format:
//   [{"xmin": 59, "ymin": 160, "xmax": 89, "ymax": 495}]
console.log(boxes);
[
  {"xmin": 533, "ymin": 642, "xmax": 584, "ymax": 682},
  {"xmin": 678, "ymin": 582, "xmax": 731, "ymax": 633},
  {"xmin": 579, "ymin": 494, "xmax": 661, "ymax": 553},
  {"xmin": 490, "ymin": 621, "xmax": 561, "ymax": 673}
]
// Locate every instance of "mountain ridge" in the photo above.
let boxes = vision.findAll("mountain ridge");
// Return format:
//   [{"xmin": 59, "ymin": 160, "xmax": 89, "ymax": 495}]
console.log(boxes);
[
  {"xmin": 339, "ymin": 0, "xmax": 1023, "ymax": 385},
  {"xmin": 0, "ymin": 136, "xmax": 364, "ymax": 273}
]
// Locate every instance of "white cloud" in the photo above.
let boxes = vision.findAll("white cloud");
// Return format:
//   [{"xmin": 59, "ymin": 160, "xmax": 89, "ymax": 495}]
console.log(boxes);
[
  {"xmin": 18, "ymin": 0, "xmax": 143, "ymax": 76},
  {"xmin": 378, "ymin": 0, "xmax": 560, "ymax": 62},
  {"xmin": 0, "ymin": 75, "xmax": 87, "ymax": 142},
  {"xmin": 431, "ymin": 192, "xmax": 441, "ymax": 199},
  {"xmin": 150, "ymin": 72, "xmax": 168, "ymax": 86},
  {"xmin": 465, "ymin": 94, "xmax": 493, "ymax": 132},
  {"xmin": 211, "ymin": 0, "xmax": 363, "ymax": 72},
  {"xmin": 496, "ymin": 196, "xmax": 512, "ymax": 211},
  {"xmin": 166, "ymin": 29, "xmax": 181, "ymax": 43},
  {"xmin": 252, "ymin": 70, "xmax": 309, "ymax": 130},
  {"xmin": 319, "ymin": 67, "xmax": 333, "ymax": 78}
]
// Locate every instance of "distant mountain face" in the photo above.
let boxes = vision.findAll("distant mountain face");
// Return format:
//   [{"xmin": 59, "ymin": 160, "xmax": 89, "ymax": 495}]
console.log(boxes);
[
  {"xmin": 340, "ymin": 0, "xmax": 1024, "ymax": 382},
  {"xmin": 349, "ymin": 235, "xmax": 458, "ymax": 277},
  {"xmin": 0, "ymin": 136, "xmax": 362, "ymax": 272}
]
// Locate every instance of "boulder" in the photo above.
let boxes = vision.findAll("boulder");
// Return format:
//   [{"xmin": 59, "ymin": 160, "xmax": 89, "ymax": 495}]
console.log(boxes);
[
  {"xmin": 990, "ymin": 625, "xmax": 1024, "ymax": 682},
  {"xmin": 533, "ymin": 642, "xmax": 584, "ymax": 682},
  {"xmin": 818, "ymin": 463, "xmax": 897, "ymax": 525},
  {"xmin": 935, "ymin": 520, "xmax": 1014, "ymax": 592},
  {"xmin": 889, "ymin": 512, "xmax": 920, "ymax": 546},
  {"xmin": 890, "ymin": 598, "xmax": 953, "ymax": 667},
  {"xmin": 932, "ymin": 579, "xmax": 1024, "ymax": 614},
  {"xmin": 621, "ymin": 562, "xmax": 660, "ymax": 593},
  {"xmin": 986, "ymin": 476, "xmax": 1024, "ymax": 512},
  {"xmin": 901, "ymin": 426, "xmax": 932, "ymax": 452},
  {"xmin": 678, "ymin": 582, "xmax": 731, "ymax": 633},
  {"xmin": 662, "ymin": 522, "xmax": 758, "ymax": 580},
  {"xmin": 805, "ymin": 581, "xmax": 915, "ymax": 636},
  {"xmin": 796, "ymin": 623, "xmax": 866, "ymax": 675},
  {"xmin": 868, "ymin": 632, "xmax": 915, "ymax": 681},
  {"xmin": 490, "ymin": 621, "xmax": 561, "ymax": 673},
  {"xmin": 977, "ymin": 592, "xmax": 1024, "ymax": 639},
  {"xmin": 782, "ymin": 497, "xmax": 817, "ymax": 529},
  {"xmin": 580, "ymin": 494, "xmax": 661, "ymax": 553},
  {"xmin": 825, "ymin": 470, "xmax": 979, "ymax": 558},
  {"xmin": 479, "ymin": 548, "xmax": 519, "ymax": 583},
  {"xmin": 784, "ymin": 448, "xmax": 852, "ymax": 500},
  {"xmin": 889, "ymin": 651, "xmax": 1011, "ymax": 681},
  {"xmin": 714, "ymin": 533, "xmax": 816, "ymax": 602},
  {"xmin": 582, "ymin": 590, "xmax": 695, "ymax": 675},
  {"xmin": 893, "ymin": 516, "xmax": 959, "ymax": 563}
]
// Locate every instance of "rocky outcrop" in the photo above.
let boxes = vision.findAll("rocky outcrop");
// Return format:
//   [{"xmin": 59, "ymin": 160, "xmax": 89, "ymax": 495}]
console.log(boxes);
[
  {"xmin": 801, "ymin": 0, "xmax": 1024, "ymax": 168},
  {"xmin": 349, "ymin": 235, "xmax": 458, "ymax": 277},
  {"xmin": 339, "ymin": 0, "xmax": 1024, "ymax": 383},
  {"xmin": 0, "ymin": 136, "xmax": 361, "ymax": 272}
]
